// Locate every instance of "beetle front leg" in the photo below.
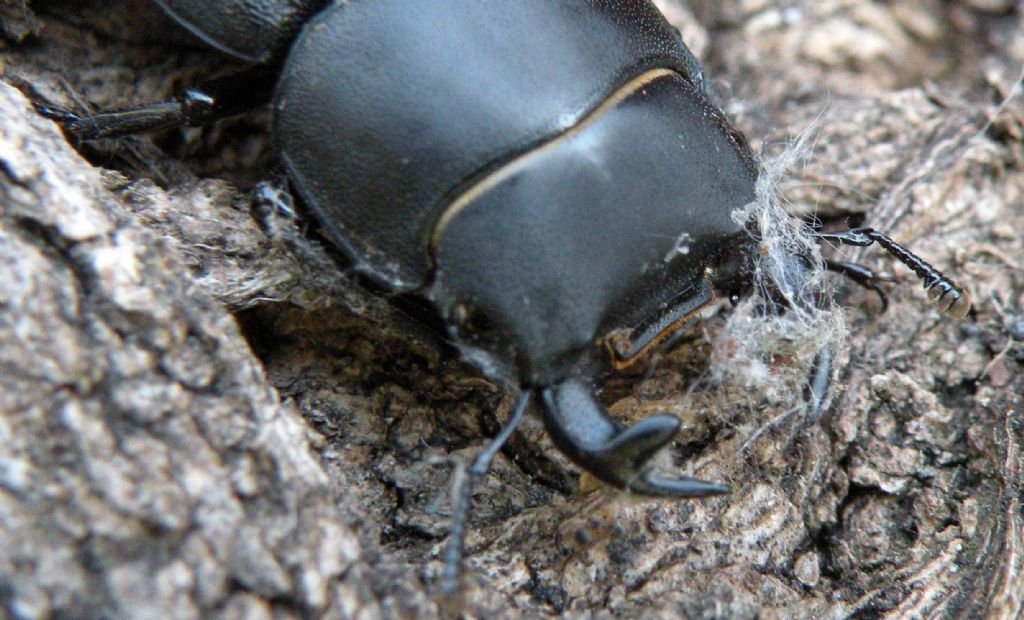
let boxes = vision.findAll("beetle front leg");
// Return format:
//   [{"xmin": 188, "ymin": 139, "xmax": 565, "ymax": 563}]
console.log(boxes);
[
  {"xmin": 539, "ymin": 378, "xmax": 728, "ymax": 498},
  {"xmin": 814, "ymin": 227, "xmax": 970, "ymax": 319}
]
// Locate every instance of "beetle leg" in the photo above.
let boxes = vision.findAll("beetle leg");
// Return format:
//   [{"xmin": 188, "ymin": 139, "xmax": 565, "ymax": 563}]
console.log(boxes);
[
  {"xmin": 539, "ymin": 378, "xmax": 728, "ymax": 498},
  {"xmin": 824, "ymin": 259, "xmax": 895, "ymax": 312},
  {"xmin": 249, "ymin": 176, "xmax": 341, "ymax": 273},
  {"xmin": 251, "ymin": 175, "xmax": 299, "ymax": 232},
  {"xmin": 803, "ymin": 346, "xmax": 833, "ymax": 421},
  {"xmin": 34, "ymin": 65, "xmax": 278, "ymax": 141},
  {"xmin": 441, "ymin": 391, "xmax": 530, "ymax": 596},
  {"xmin": 814, "ymin": 228, "xmax": 970, "ymax": 319},
  {"xmin": 762, "ymin": 254, "xmax": 839, "ymax": 419}
]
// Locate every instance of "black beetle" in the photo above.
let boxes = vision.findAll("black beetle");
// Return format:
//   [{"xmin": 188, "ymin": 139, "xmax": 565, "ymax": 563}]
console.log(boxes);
[{"xmin": 36, "ymin": 0, "xmax": 971, "ymax": 593}]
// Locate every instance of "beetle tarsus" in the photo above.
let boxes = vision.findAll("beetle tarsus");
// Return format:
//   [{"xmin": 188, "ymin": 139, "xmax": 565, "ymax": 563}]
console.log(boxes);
[
  {"xmin": 441, "ymin": 391, "xmax": 530, "ymax": 597},
  {"xmin": 540, "ymin": 379, "xmax": 728, "ymax": 498}
]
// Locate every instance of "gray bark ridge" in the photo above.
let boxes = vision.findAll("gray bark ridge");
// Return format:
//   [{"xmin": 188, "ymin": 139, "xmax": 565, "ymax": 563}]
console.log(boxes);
[{"xmin": 0, "ymin": 82, "xmax": 374, "ymax": 619}]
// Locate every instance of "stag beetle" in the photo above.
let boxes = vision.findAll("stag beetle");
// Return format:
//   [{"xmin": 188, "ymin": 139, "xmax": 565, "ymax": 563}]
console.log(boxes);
[{"xmin": 36, "ymin": 0, "xmax": 971, "ymax": 593}]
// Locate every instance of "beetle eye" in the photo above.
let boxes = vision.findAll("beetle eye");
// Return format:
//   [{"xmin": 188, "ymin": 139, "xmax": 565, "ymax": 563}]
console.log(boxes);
[{"xmin": 729, "ymin": 293, "xmax": 742, "ymax": 307}]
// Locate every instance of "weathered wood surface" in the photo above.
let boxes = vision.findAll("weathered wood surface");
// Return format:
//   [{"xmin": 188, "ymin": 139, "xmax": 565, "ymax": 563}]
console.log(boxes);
[{"xmin": 1, "ymin": 1, "xmax": 1022, "ymax": 618}]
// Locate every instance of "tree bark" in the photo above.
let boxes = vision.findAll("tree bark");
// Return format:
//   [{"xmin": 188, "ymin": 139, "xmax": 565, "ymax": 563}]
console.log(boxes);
[{"xmin": 1, "ymin": 1, "xmax": 1022, "ymax": 618}]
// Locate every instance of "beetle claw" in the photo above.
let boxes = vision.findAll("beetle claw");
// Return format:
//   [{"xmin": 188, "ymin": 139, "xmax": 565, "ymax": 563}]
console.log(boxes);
[
  {"xmin": 596, "ymin": 414, "xmax": 681, "ymax": 468},
  {"xmin": 32, "ymin": 102, "xmax": 80, "ymax": 124},
  {"xmin": 630, "ymin": 473, "xmax": 729, "ymax": 498},
  {"xmin": 540, "ymin": 379, "xmax": 726, "ymax": 499}
]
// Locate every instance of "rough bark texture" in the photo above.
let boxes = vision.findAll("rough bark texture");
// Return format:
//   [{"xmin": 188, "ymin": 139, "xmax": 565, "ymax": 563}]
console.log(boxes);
[{"xmin": 1, "ymin": 1, "xmax": 1022, "ymax": 618}]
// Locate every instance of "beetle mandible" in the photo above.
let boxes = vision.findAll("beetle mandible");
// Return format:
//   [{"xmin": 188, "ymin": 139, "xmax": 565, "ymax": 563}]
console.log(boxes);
[{"xmin": 36, "ymin": 0, "xmax": 971, "ymax": 593}]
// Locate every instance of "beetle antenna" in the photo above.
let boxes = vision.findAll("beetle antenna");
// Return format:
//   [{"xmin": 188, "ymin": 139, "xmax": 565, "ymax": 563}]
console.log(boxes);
[
  {"xmin": 813, "ymin": 227, "xmax": 970, "ymax": 319},
  {"xmin": 440, "ymin": 391, "xmax": 530, "ymax": 597}
]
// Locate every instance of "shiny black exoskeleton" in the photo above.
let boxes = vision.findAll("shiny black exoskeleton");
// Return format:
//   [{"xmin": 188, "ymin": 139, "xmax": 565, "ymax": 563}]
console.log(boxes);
[{"xmin": 35, "ymin": 0, "xmax": 971, "ymax": 593}]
